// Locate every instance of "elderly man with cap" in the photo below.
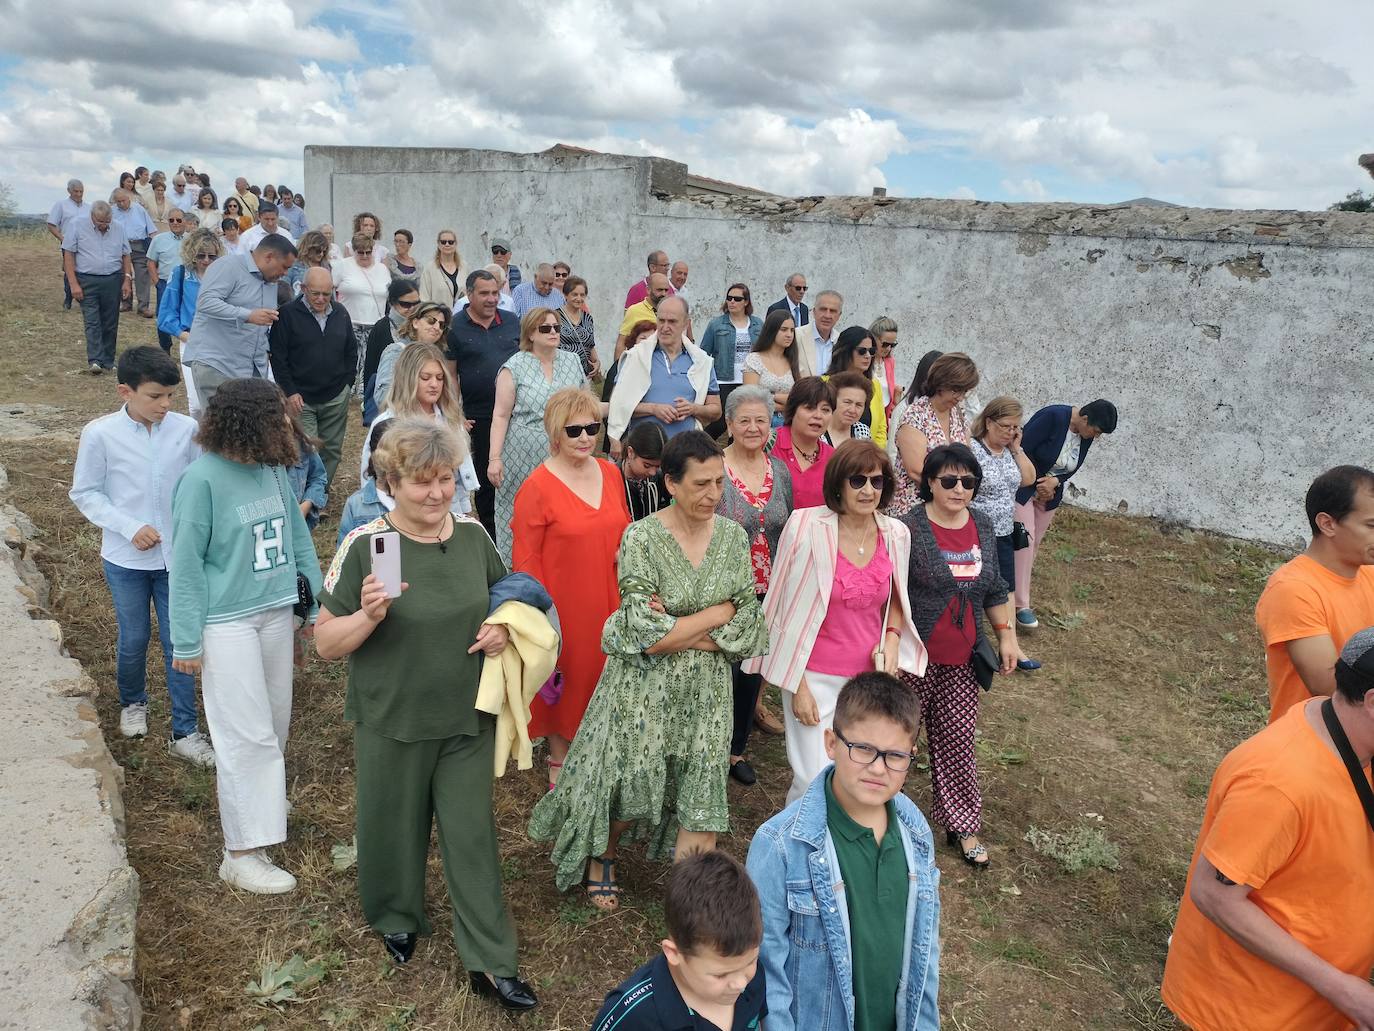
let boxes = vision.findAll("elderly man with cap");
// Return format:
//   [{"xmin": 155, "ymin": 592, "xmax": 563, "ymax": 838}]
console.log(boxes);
[
  {"xmin": 268, "ymin": 266, "xmax": 356, "ymax": 486},
  {"xmin": 1162, "ymin": 626, "xmax": 1374, "ymax": 1031},
  {"xmin": 489, "ymin": 237, "xmax": 522, "ymax": 291},
  {"xmin": 241, "ymin": 202, "xmax": 296, "ymax": 251},
  {"xmin": 63, "ymin": 201, "xmax": 133, "ymax": 373}
]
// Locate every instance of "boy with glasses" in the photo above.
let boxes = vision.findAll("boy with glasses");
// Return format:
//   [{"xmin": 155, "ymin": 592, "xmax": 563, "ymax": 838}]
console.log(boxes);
[{"xmin": 747, "ymin": 671, "xmax": 941, "ymax": 1031}]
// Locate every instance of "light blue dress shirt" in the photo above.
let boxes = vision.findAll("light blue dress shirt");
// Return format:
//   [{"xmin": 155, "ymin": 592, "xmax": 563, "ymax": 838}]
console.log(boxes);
[
  {"xmin": 278, "ymin": 203, "xmax": 308, "ymax": 238},
  {"xmin": 146, "ymin": 231, "xmax": 185, "ymax": 281},
  {"xmin": 61, "ymin": 218, "xmax": 130, "ymax": 275},
  {"xmin": 510, "ymin": 281, "xmax": 564, "ymax": 317},
  {"xmin": 70, "ymin": 408, "xmax": 200, "ymax": 571},
  {"xmin": 183, "ymin": 251, "xmax": 278, "ymax": 378},
  {"xmin": 47, "ymin": 197, "xmax": 89, "ymax": 234},
  {"xmin": 112, "ymin": 203, "xmax": 156, "ymax": 242}
]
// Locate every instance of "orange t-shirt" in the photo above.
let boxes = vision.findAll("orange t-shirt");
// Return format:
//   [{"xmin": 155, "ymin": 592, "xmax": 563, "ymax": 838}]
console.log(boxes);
[
  {"xmin": 1254, "ymin": 555, "xmax": 1374, "ymax": 722},
  {"xmin": 1161, "ymin": 701, "xmax": 1374, "ymax": 1031}
]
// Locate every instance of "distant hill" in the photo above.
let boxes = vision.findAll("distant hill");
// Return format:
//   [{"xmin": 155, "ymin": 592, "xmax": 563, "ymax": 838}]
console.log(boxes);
[{"xmin": 1115, "ymin": 197, "xmax": 1181, "ymax": 208}]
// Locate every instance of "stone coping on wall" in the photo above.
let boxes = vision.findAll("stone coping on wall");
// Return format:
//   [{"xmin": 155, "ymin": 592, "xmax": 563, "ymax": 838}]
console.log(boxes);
[{"xmin": 0, "ymin": 462, "xmax": 140, "ymax": 1030}]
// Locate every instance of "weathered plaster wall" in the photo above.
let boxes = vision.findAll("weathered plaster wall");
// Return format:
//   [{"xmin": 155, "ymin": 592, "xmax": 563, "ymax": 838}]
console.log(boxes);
[{"xmin": 306, "ymin": 145, "xmax": 1374, "ymax": 545}]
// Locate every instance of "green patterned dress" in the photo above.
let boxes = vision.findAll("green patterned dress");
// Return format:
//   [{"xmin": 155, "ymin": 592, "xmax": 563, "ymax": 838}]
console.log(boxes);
[{"xmin": 527, "ymin": 514, "xmax": 768, "ymax": 890}]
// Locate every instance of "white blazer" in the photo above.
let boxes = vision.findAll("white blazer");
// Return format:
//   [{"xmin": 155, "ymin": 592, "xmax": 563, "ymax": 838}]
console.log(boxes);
[{"xmin": 744, "ymin": 507, "xmax": 927, "ymax": 692}]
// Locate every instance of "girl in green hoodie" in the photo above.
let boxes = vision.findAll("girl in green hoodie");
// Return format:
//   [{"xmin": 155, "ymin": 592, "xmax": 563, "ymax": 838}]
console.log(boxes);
[{"xmin": 170, "ymin": 378, "xmax": 322, "ymax": 895}]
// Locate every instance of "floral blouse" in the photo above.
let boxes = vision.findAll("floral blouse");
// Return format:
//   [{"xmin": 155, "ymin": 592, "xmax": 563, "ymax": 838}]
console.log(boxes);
[
  {"xmin": 890, "ymin": 396, "xmax": 970, "ymax": 518},
  {"xmin": 727, "ymin": 462, "xmax": 775, "ymax": 594}
]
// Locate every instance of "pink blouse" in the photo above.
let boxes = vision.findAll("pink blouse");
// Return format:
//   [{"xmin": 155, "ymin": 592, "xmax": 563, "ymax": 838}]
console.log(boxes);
[
  {"xmin": 806, "ymin": 533, "xmax": 892, "ymax": 677},
  {"xmin": 773, "ymin": 425, "xmax": 834, "ymax": 510}
]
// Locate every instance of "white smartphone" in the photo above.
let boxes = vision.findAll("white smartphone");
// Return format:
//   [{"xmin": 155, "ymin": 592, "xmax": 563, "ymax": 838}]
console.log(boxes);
[{"xmin": 370, "ymin": 532, "xmax": 403, "ymax": 598}]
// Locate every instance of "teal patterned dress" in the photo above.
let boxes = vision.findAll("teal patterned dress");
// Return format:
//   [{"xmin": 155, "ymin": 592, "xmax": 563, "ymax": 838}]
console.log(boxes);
[
  {"xmin": 495, "ymin": 349, "xmax": 586, "ymax": 563},
  {"xmin": 527, "ymin": 514, "xmax": 768, "ymax": 891}
]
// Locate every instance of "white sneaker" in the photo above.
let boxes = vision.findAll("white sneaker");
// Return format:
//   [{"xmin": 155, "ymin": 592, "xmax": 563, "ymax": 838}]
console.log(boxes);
[
  {"xmin": 118, "ymin": 703, "xmax": 148, "ymax": 738},
  {"xmin": 168, "ymin": 731, "xmax": 216, "ymax": 767},
  {"xmin": 218, "ymin": 850, "xmax": 297, "ymax": 894}
]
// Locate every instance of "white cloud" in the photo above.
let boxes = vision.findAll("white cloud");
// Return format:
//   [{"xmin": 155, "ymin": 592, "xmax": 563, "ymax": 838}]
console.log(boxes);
[
  {"xmin": 1000, "ymin": 177, "xmax": 1048, "ymax": 201},
  {"xmin": 950, "ymin": 186, "xmax": 977, "ymax": 200}
]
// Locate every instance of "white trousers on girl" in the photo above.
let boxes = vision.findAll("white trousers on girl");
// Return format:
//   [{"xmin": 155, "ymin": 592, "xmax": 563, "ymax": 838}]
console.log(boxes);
[
  {"xmin": 781, "ymin": 670, "xmax": 849, "ymax": 806},
  {"xmin": 200, "ymin": 606, "xmax": 294, "ymax": 851}
]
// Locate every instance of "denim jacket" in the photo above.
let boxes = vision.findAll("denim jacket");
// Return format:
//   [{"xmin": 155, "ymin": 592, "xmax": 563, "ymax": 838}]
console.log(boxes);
[
  {"xmin": 699, "ymin": 313, "xmax": 762, "ymax": 382},
  {"xmin": 285, "ymin": 448, "xmax": 327, "ymax": 529},
  {"xmin": 746, "ymin": 767, "xmax": 941, "ymax": 1031}
]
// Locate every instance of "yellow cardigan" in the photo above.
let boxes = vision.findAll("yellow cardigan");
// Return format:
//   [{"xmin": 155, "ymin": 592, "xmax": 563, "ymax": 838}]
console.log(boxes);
[{"xmin": 473, "ymin": 600, "xmax": 560, "ymax": 776}]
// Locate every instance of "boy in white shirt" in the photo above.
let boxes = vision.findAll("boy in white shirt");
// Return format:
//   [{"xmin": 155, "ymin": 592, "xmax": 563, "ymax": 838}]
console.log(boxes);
[{"xmin": 69, "ymin": 347, "xmax": 213, "ymax": 765}]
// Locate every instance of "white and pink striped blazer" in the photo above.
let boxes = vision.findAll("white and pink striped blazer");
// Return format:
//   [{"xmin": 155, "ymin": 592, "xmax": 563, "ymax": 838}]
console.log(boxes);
[{"xmin": 743, "ymin": 507, "xmax": 928, "ymax": 692}]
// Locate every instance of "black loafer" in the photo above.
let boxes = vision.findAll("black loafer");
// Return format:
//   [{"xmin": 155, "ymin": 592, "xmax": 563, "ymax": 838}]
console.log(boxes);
[
  {"xmin": 729, "ymin": 759, "xmax": 757, "ymax": 786},
  {"xmin": 382, "ymin": 931, "xmax": 417, "ymax": 964},
  {"xmin": 469, "ymin": 971, "xmax": 538, "ymax": 1011}
]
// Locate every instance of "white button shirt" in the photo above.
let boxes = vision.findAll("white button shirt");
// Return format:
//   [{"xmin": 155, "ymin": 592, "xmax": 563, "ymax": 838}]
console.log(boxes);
[{"xmin": 69, "ymin": 407, "xmax": 200, "ymax": 571}]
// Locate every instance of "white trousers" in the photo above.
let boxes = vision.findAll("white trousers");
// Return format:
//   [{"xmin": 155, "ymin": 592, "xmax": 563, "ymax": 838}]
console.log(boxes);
[
  {"xmin": 200, "ymin": 606, "xmax": 294, "ymax": 851},
  {"xmin": 781, "ymin": 670, "xmax": 849, "ymax": 806}
]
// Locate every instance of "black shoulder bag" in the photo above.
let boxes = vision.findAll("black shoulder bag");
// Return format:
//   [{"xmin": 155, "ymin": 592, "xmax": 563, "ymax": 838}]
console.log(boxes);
[
  {"xmin": 1320, "ymin": 699, "xmax": 1374, "ymax": 833},
  {"xmin": 273, "ymin": 468, "xmax": 314, "ymax": 623}
]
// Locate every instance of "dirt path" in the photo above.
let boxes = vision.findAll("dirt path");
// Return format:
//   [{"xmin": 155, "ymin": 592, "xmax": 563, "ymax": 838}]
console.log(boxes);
[{"xmin": 0, "ymin": 234, "xmax": 1275, "ymax": 1029}]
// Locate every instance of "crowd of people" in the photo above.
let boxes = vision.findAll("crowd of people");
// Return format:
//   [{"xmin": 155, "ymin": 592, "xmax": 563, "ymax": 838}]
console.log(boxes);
[{"xmin": 51, "ymin": 161, "xmax": 1374, "ymax": 1031}]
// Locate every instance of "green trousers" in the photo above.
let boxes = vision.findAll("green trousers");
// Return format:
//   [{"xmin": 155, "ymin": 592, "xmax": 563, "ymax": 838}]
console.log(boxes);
[
  {"xmin": 300, "ymin": 384, "xmax": 351, "ymax": 487},
  {"xmin": 354, "ymin": 721, "xmax": 518, "ymax": 976}
]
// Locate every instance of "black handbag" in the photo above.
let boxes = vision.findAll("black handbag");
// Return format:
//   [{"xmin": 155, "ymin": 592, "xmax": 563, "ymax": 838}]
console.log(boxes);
[
  {"xmin": 950, "ymin": 595, "xmax": 998, "ymax": 691},
  {"xmin": 273, "ymin": 469, "xmax": 314, "ymax": 623},
  {"xmin": 1011, "ymin": 521, "xmax": 1031, "ymax": 551}
]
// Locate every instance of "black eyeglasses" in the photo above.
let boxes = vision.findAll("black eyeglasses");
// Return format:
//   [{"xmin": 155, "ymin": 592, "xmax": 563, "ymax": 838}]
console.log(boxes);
[
  {"xmin": 855, "ymin": 347, "xmax": 875, "ymax": 356},
  {"xmin": 937, "ymin": 475, "xmax": 978, "ymax": 490},
  {"xmin": 394, "ymin": 298, "xmax": 420, "ymax": 308},
  {"xmin": 834, "ymin": 729, "xmax": 913, "ymax": 772},
  {"xmin": 438, "ymin": 238, "xmax": 456, "ymax": 245},
  {"xmin": 847, "ymin": 474, "xmax": 885, "ymax": 490},
  {"xmin": 726, "ymin": 294, "xmax": 747, "ymax": 303},
  {"xmin": 563, "ymin": 421, "xmax": 601, "ymax": 438}
]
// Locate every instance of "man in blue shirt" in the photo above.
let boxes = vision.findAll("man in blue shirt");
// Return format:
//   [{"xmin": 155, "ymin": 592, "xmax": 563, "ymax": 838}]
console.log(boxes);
[
  {"xmin": 146, "ymin": 211, "xmax": 190, "ymax": 351},
  {"xmin": 510, "ymin": 262, "xmax": 564, "ymax": 317},
  {"xmin": 276, "ymin": 187, "xmax": 309, "ymax": 239},
  {"xmin": 47, "ymin": 178, "xmax": 89, "ymax": 310},
  {"xmin": 63, "ymin": 202, "xmax": 133, "ymax": 373},
  {"xmin": 112, "ymin": 189, "xmax": 157, "ymax": 317},
  {"xmin": 608, "ymin": 296, "xmax": 720, "ymax": 446}
]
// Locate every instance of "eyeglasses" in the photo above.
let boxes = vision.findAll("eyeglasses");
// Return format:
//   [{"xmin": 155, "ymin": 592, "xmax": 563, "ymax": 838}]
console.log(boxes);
[
  {"xmin": 168, "ymin": 218, "xmax": 184, "ymax": 224},
  {"xmin": 883, "ymin": 341, "xmax": 898, "ymax": 350},
  {"xmin": 491, "ymin": 247, "xmax": 509, "ymax": 255},
  {"xmin": 535, "ymin": 323, "xmax": 559, "ymax": 334},
  {"xmin": 394, "ymin": 297, "xmax": 420, "ymax": 308},
  {"xmin": 847, "ymin": 474, "xmax": 885, "ymax": 490},
  {"xmin": 563, "ymin": 421, "xmax": 601, "ymax": 438},
  {"xmin": 789, "ymin": 284, "xmax": 807, "ymax": 293},
  {"xmin": 194, "ymin": 252, "xmax": 217, "ymax": 261},
  {"xmin": 937, "ymin": 475, "xmax": 978, "ymax": 490},
  {"xmin": 726, "ymin": 294, "xmax": 747, "ymax": 303},
  {"xmin": 834, "ymin": 729, "xmax": 913, "ymax": 773},
  {"xmin": 419, "ymin": 314, "xmax": 448, "ymax": 329},
  {"xmin": 355, "ymin": 249, "xmax": 373, "ymax": 255},
  {"xmin": 554, "ymin": 270, "xmax": 569, "ymax": 278},
  {"xmin": 438, "ymin": 238, "xmax": 456, "ymax": 245},
  {"xmin": 855, "ymin": 347, "xmax": 874, "ymax": 356}
]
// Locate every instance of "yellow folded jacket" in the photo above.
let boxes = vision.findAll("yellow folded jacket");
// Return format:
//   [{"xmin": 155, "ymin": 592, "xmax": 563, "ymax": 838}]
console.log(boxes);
[{"xmin": 474, "ymin": 600, "xmax": 560, "ymax": 776}]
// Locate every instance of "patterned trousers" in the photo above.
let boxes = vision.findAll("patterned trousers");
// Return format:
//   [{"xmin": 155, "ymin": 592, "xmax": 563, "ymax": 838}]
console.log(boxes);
[{"xmin": 905, "ymin": 662, "xmax": 981, "ymax": 836}]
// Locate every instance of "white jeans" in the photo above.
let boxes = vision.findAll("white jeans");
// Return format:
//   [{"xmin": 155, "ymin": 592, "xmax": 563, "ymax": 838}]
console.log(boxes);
[
  {"xmin": 781, "ymin": 670, "xmax": 848, "ymax": 806},
  {"xmin": 200, "ymin": 606, "xmax": 294, "ymax": 851}
]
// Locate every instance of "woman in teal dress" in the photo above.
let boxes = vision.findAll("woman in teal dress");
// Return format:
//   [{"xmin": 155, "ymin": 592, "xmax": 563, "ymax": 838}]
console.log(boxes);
[
  {"xmin": 527, "ymin": 431, "xmax": 768, "ymax": 909},
  {"xmin": 487, "ymin": 306, "xmax": 588, "ymax": 563}
]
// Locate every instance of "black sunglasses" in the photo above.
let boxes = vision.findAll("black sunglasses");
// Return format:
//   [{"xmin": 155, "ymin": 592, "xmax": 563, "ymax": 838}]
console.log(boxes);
[
  {"xmin": 438, "ymin": 238, "xmax": 456, "ymax": 245},
  {"xmin": 726, "ymin": 294, "xmax": 747, "ymax": 302},
  {"xmin": 937, "ymin": 475, "xmax": 978, "ymax": 490},
  {"xmin": 194, "ymin": 252, "xmax": 218, "ymax": 261},
  {"xmin": 855, "ymin": 347, "xmax": 875, "ymax": 356},
  {"xmin": 491, "ymin": 247, "xmax": 509, "ymax": 255},
  {"xmin": 354, "ymin": 248, "xmax": 373, "ymax": 255},
  {"xmin": 535, "ymin": 323, "xmax": 559, "ymax": 334},
  {"xmin": 563, "ymin": 421, "xmax": 601, "ymax": 438},
  {"xmin": 847, "ymin": 474, "xmax": 885, "ymax": 490},
  {"xmin": 394, "ymin": 297, "xmax": 420, "ymax": 308}
]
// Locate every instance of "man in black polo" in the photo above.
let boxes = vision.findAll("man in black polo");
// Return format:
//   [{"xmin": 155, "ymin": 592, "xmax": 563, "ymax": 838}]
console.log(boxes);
[
  {"xmin": 445, "ymin": 269, "xmax": 519, "ymax": 536},
  {"xmin": 268, "ymin": 266, "xmax": 356, "ymax": 486}
]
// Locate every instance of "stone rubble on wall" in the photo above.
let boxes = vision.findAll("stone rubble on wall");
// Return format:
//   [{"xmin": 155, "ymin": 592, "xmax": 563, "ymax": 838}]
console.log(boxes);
[{"xmin": 0, "ymin": 461, "xmax": 140, "ymax": 1030}]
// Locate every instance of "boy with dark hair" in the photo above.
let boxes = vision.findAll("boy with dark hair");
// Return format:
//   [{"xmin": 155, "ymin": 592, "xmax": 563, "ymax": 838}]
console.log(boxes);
[
  {"xmin": 1256, "ymin": 464, "xmax": 1374, "ymax": 722},
  {"xmin": 592, "ymin": 850, "xmax": 767, "ymax": 1030},
  {"xmin": 748, "ymin": 671, "xmax": 941, "ymax": 1031},
  {"xmin": 69, "ymin": 346, "xmax": 211, "ymax": 763}
]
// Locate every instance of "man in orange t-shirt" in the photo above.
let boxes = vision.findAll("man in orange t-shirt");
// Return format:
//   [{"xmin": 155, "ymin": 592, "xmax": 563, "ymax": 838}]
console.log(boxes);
[
  {"xmin": 1162, "ymin": 628, "xmax": 1374, "ymax": 1030},
  {"xmin": 1255, "ymin": 466, "xmax": 1374, "ymax": 722}
]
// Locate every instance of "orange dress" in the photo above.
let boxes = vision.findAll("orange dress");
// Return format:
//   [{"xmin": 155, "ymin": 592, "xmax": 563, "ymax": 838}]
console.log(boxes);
[{"xmin": 513, "ymin": 459, "xmax": 631, "ymax": 741}]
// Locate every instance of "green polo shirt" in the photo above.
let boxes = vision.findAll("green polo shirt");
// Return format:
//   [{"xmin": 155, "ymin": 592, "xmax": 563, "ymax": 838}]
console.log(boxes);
[{"xmin": 824, "ymin": 769, "xmax": 908, "ymax": 1031}]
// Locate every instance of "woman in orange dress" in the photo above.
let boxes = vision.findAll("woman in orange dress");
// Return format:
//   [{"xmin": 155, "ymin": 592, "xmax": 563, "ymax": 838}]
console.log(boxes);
[{"xmin": 512, "ymin": 387, "xmax": 629, "ymax": 789}]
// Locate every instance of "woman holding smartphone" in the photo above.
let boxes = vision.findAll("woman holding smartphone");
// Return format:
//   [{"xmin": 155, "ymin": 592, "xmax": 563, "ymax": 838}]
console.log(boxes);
[{"xmin": 315, "ymin": 419, "xmax": 538, "ymax": 1012}]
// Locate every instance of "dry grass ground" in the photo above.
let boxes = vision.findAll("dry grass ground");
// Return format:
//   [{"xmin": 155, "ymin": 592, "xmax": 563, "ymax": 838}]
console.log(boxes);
[{"xmin": 0, "ymin": 233, "xmax": 1281, "ymax": 1030}]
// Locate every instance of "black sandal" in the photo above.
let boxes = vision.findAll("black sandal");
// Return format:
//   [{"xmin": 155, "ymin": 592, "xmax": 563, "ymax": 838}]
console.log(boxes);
[
  {"xmin": 946, "ymin": 830, "xmax": 991, "ymax": 870},
  {"xmin": 581, "ymin": 855, "xmax": 621, "ymax": 910}
]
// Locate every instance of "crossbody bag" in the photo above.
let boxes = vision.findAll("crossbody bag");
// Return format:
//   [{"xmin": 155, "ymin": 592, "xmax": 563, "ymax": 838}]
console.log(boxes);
[{"xmin": 1320, "ymin": 698, "xmax": 1374, "ymax": 833}]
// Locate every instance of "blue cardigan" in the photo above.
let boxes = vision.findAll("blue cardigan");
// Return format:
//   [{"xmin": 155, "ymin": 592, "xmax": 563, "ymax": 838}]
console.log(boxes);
[
  {"xmin": 156, "ymin": 264, "xmax": 200, "ymax": 338},
  {"xmin": 1014, "ymin": 404, "xmax": 1094, "ymax": 510},
  {"xmin": 698, "ymin": 313, "xmax": 762, "ymax": 382}
]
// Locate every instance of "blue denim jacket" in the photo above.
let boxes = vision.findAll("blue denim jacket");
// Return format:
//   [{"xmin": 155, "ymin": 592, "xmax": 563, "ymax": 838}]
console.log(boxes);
[
  {"xmin": 746, "ymin": 767, "xmax": 941, "ymax": 1031},
  {"xmin": 698, "ymin": 313, "xmax": 762, "ymax": 382},
  {"xmin": 336, "ymin": 479, "xmax": 387, "ymax": 548},
  {"xmin": 285, "ymin": 448, "xmax": 327, "ymax": 528}
]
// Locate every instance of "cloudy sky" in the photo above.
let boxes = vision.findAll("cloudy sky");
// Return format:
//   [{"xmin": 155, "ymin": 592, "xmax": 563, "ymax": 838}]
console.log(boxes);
[{"xmin": 1, "ymin": 0, "xmax": 1367, "ymax": 213}]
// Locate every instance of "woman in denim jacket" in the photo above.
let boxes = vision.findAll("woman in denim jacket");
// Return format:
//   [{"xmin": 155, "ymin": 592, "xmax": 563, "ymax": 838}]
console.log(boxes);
[{"xmin": 746, "ymin": 672, "xmax": 941, "ymax": 1031}]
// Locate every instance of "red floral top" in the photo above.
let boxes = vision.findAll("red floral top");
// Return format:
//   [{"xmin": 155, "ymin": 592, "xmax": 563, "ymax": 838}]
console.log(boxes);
[{"xmin": 728, "ymin": 462, "xmax": 775, "ymax": 594}]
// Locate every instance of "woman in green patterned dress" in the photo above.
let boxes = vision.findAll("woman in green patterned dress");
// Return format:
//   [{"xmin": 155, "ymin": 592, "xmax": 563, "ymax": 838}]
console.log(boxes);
[
  {"xmin": 527, "ymin": 430, "xmax": 768, "ymax": 909},
  {"xmin": 487, "ymin": 307, "xmax": 588, "ymax": 563}
]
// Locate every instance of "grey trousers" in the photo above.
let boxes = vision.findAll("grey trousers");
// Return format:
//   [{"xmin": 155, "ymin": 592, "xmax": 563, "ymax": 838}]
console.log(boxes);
[
  {"xmin": 129, "ymin": 240, "xmax": 152, "ymax": 312},
  {"xmin": 77, "ymin": 272, "xmax": 123, "ymax": 368},
  {"xmin": 189, "ymin": 362, "xmax": 235, "ymax": 410}
]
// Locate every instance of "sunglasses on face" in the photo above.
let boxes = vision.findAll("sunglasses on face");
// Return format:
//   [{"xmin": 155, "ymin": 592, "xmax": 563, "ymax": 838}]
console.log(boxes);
[
  {"xmin": 790, "ymin": 284, "xmax": 807, "ymax": 292},
  {"xmin": 355, "ymin": 249, "xmax": 373, "ymax": 255},
  {"xmin": 937, "ymin": 475, "xmax": 978, "ymax": 490},
  {"xmin": 855, "ymin": 347, "xmax": 874, "ymax": 356},
  {"xmin": 419, "ymin": 314, "xmax": 448, "ymax": 328},
  {"xmin": 491, "ymin": 247, "xmax": 509, "ymax": 255},
  {"xmin": 847, "ymin": 474, "xmax": 885, "ymax": 490},
  {"xmin": 168, "ymin": 218, "xmax": 184, "ymax": 224},
  {"xmin": 535, "ymin": 323, "xmax": 559, "ymax": 334},
  {"xmin": 394, "ymin": 298, "xmax": 420, "ymax": 308},
  {"xmin": 563, "ymin": 421, "xmax": 601, "ymax": 438},
  {"xmin": 194, "ymin": 252, "xmax": 217, "ymax": 261},
  {"xmin": 726, "ymin": 294, "xmax": 746, "ymax": 303},
  {"xmin": 554, "ymin": 270, "xmax": 569, "ymax": 278},
  {"xmin": 438, "ymin": 238, "xmax": 456, "ymax": 245}
]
